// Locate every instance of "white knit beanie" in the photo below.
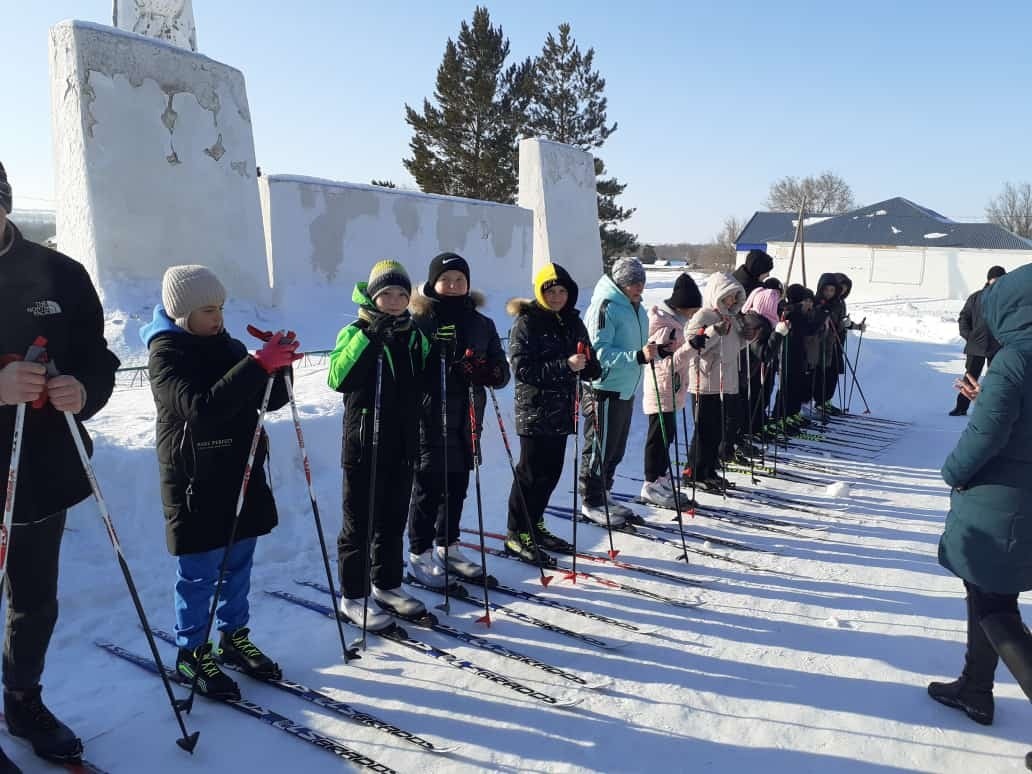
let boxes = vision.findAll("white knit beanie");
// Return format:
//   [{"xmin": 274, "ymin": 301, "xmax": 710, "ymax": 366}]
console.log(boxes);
[{"xmin": 161, "ymin": 265, "xmax": 226, "ymax": 331}]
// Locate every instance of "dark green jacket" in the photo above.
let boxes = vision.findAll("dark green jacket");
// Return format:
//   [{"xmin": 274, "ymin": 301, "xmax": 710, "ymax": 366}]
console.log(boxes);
[
  {"xmin": 939, "ymin": 264, "xmax": 1032, "ymax": 593},
  {"xmin": 328, "ymin": 284, "xmax": 429, "ymax": 468}
]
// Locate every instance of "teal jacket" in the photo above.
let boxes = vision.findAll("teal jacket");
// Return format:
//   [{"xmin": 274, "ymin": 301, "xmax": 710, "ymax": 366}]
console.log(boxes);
[
  {"xmin": 939, "ymin": 264, "xmax": 1032, "ymax": 593},
  {"xmin": 584, "ymin": 274, "xmax": 649, "ymax": 400}
]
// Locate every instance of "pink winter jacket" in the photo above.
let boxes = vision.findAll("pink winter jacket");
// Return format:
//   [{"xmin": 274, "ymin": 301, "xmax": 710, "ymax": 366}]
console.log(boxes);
[
  {"xmin": 642, "ymin": 302, "xmax": 692, "ymax": 414},
  {"xmin": 686, "ymin": 272, "xmax": 747, "ymax": 396}
]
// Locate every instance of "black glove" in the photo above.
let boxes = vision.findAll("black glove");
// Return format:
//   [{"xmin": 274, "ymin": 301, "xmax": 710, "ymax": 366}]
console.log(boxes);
[
  {"xmin": 364, "ymin": 315, "xmax": 397, "ymax": 345},
  {"xmin": 688, "ymin": 332, "xmax": 708, "ymax": 351},
  {"xmin": 657, "ymin": 344, "xmax": 674, "ymax": 359}
]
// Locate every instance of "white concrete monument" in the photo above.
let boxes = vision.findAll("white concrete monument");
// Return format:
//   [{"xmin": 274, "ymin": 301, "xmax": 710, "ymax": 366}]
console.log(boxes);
[
  {"xmin": 113, "ymin": 0, "xmax": 197, "ymax": 51},
  {"xmin": 49, "ymin": 19, "xmax": 268, "ymax": 304},
  {"xmin": 518, "ymin": 138, "xmax": 604, "ymax": 296}
]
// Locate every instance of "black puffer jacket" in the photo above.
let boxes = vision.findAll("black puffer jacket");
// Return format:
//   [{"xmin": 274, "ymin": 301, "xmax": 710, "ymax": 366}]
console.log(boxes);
[
  {"xmin": 507, "ymin": 298, "xmax": 600, "ymax": 437},
  {"xmin": 0, "ymin": 223, "xmax": 120, "ymax": 523},
  {"xmin": 959, "ymin": 286, "xmax": 999, "ymax": 358},
  {"xmin": 411, "ymin": 289, "xmax": 510, "ymax": 472},
  {"xmin": 144, "ymin": 310, "xmax": 289, "ymax": 556},
  {"xmin": 813, "ymin": 272, "xmax": 843, "ymax": 370}
]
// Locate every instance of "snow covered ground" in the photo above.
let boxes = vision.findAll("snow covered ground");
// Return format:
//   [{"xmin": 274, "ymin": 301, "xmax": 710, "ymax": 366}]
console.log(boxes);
[{"xmin": 10, "ymin": 269, "xmax": 1030, "ymax": 773}]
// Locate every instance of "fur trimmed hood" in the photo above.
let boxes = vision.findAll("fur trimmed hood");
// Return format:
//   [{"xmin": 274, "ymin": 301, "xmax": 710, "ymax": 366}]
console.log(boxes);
[{"xmin": 410, "ymin": 288, "xmax": 486, "ymax": 316}]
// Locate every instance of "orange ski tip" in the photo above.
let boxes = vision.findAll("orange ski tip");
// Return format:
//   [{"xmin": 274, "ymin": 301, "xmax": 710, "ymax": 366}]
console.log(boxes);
[{"xmin": 540, "ymin": 575, "xmax": 554, "ymax": 587}]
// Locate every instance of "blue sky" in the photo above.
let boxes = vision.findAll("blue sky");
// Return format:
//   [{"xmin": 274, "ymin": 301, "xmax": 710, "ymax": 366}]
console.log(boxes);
[{"xmin": 5, "ymin": 1, "xmax": 1031, "ymax": 242}]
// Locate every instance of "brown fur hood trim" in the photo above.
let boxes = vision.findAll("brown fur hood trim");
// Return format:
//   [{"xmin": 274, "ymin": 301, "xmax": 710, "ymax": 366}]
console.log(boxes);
[
  {"xmin": 410, "ymin": 288, "xmax": 486, "ymax": 315},
  {"xmin": 506, "ymin": 297, "xmax": 535, "ymax": 317}
]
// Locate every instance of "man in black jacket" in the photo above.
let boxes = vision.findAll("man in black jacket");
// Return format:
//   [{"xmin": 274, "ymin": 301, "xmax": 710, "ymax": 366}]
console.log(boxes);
[
  {"xmin": 732, "ymin": 249, "xmax": 775, "ymax": 296},
  {"xmin": 0, "ymin": 162, "xmax": 120, "ymax": 769},
  {"xmin": 950, "ymin": 266, "xmax": 1006, "ymax": 416}
]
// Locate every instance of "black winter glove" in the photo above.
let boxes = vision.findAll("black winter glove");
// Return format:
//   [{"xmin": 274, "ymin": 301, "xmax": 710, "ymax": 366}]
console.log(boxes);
[
  {"xmin": 364, "ymin": 315, "xmax": 397, "ymax": 346},
  {"xmin": 688, "ymin": 332, "xmax": 708, "ymax": 351}
]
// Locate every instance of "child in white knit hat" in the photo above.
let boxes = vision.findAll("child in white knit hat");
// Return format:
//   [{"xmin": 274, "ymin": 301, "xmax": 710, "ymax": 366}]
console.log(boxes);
[{"xmin": 140, "ymin": 264, "xmax": 301, "ymax": 699}]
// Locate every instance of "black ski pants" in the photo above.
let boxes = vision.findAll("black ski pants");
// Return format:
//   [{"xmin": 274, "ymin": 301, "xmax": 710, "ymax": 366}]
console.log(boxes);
[
  {"xmin": 953, "ymin": 355, "xmax": 988, "ymax": 414},
  {"xmin": 578, "ymin": 390, "xmax": 634, "ymax": 508},
  {"xmin": 338, "ymin": 462, "xmax": 412, "ymax": 599},
  {"xmin": 644, "ymin": 412, "xmax": 675, "ymax": 482},
  {"xmin": 958, "ymin": 580, "xmax": 1013, "ymax": 689},
  {"xmin": 408, "ymin": 469, "xmax": 470, "ymax": 555},
  {"xmin": 688, "ymin": 394, "xmax": 723, "ymax": 482},
  {"xmin": 3, "ymin": 510, "xmax": 66, "ymax": 692},
  {"xmin": 507, "ymin": 435, "xmax": 568, "ymax": 534}
]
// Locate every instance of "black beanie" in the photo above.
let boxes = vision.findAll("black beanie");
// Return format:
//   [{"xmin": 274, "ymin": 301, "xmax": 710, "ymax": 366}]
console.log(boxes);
[
  {"xmin": 0, "ymin": 162, "xmax": 10, "ymax": 215},
  {"xmin": 427, "ymin": 252, "xmax": 471, "ymax": 292},
  {"xmin": 786, "ymin": 284, "xmax": 808, "ymax": 304},
  {"xmin": 763, "ymin": 277, "xmax": 783, "ymax": 293},
  {"xmin": 987, "ymin": 265, "xmax": 1006, "ymax": 281},
  {"xmin": 666, "ymin": 273, "xmax": 702, "ymax": 310},
  {"xmin": 744, "ymin": 249, "xmax": 774, "ymax": 278}
]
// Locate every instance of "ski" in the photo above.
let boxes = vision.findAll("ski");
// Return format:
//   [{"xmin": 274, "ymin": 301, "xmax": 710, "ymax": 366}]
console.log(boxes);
[
  {"xmin": 148, "ymin": 629, "xmax": 458, "ymax": 755},
  {"xmin": 295, "ymin": 580, "xmax": 612, "ymax": 686},
  {"xmin": 269, "ymin": 591, "xmax": 582, "ymax": 708},
  {"xmin": 546, "ymin": 508, "xmax": 785, "ymax": 574},
  {"xmin": 403, "ymin": 575, "xmax": 623, "ymax": 651},
  {"xmin": 611, "ymin": 491, "xmax": 820, "ymax": 535},
  {"xmin": 461, "ymin": 526, "xmax": 713, "ymax": 589},
  {"xmin": 720, "ymin": 486, "xmax": 831, "ymax": 516},
  {"xmin": 96, "ymin": 642, "xmax": 398, "ymax": 772},
  {"xmin": 492, "ymin": 544, "xmax": 704, "ymax": 609},
  {"xmin": 722, "ymin": 461, "xmax": 826, "ymax": 486},
  {"xmin": 450, "ymin": 543, "xmax": 665, "ymax": 636},
  {"xmin": 0, "ymin": 719, "xmax": 110, "ymax": 774}
]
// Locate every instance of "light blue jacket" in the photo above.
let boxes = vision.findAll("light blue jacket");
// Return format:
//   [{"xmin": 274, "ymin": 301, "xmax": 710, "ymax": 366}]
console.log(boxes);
[{"xmin": 584, "ymin": 274, "xmax": 649, "ymax": 399}]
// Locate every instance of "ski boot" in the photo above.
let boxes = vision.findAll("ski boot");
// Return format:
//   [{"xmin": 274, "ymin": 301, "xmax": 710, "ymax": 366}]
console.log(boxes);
[
  {"xmin": 580, "ymin": 502, "xmax": 626, "ymax": 528},
  {"xmin": 339, "ymin": 596, "xmax": 394, "ymax": 632},
  {"xmin": 639, "ymin": 479, "xmax": 676, "ymax": 508},
  {"xmin": 436, "ymin": 543, "xmax": 485, "ymax": 582},
  {"xmin": 3, "ymin": 686, "xmax": 82, "ymax": 766},
  {"xmin": 217, "ymin": 627, "xmax": 282, "ymax": 681},
  {"xmin": 532, "ymin": 521, "xmax": 575, "ymax": 553},
  {"xmin": 505, "ymin": 531, "xmax": 557, "ymax": 568},
  {"xmin": 373, "ymin": 585, "xmax": 429, "ymax": 621},
  {"xmin": 176, "ymin": 644, "xmax": 241, "ymax": 701},
  {"xmin": 408, "ymin": 548, "xmax": 448, "ymax": 588}
]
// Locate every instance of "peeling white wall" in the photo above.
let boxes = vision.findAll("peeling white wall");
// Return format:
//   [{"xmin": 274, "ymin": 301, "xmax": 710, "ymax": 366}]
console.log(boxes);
[
  {"xmin": 49, "ymin": 20, "xmax": 268, "ymax": 304},
  {"xmin": 260, "ymin": 176, "xmax": 533, "ymax": 342},
  {"xmin": 762, "ymin": 242, "xmax": 1032, "ymax": 301},
  {"xmin": 518, "ymin": 138, "xmax": 603, "ymax": 297}
]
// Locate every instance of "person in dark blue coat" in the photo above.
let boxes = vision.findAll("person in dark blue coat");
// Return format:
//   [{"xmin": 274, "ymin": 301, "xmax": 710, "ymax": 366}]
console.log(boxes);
[{"xmin": 930, "ymin": 264, "xmax": 1032, "ymax": 770}]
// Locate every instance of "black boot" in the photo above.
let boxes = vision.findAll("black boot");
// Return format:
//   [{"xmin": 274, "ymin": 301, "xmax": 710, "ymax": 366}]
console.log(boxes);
[
  {"xmin": 3, "ymin": 686, "xmax": 82, "ymax": 765},
  {"xmin": 533, "ymin": 521, "xmax": 575, "ymax": 553},
  {"xmin": 0, "ymin": 746, "xmax": 20, "ymax": 774},
  {"xmin": 980, "ymin": 612, "xmax": 1032, "ymax": 770},
  {"xmin": 217, "ymin": 627, "xmax": 282, "ymax": 681},
  {"xmin": 928, "ymin": 593, "xmax": 998, "ymax": 725},
  {"xmin": 176, "ymin": 644, "xmax": 241, "ymax": 701},
  {"xmin": 504, "ymin": 531, "xmax": 556, "ymax": 568}
]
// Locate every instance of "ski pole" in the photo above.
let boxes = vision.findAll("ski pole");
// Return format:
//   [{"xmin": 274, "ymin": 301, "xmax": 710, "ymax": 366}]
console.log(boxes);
[
  {"xmin": 246, "ymin": 326, "xmax": 355, "ymax": 662},
  {"xmin": 588, "ymin": 392, "xmax": 620, "ymax": 559},
  {"xmin": 436, "ymin": 348, "xmax": 452, "ymax": 613},
  {"xmin": 648, "ymin": 359, "xmax": 691, "ymax": 563},
  {"xmin": 745, "ymin": 340, "xmax": 759, "ymax": 485},
  {"xmin": 717, "ymin": 346, "xmax": 728, "ymax": 501},
  {"xmin": 689, "ymin": 346, "xmax": 702, "ymax": 516},
  {"xmin": 487, "ymin": 387, "xmax": 553, "ymax": 584},
  {"xmin": 846, "ymin": 318, "xmax": 867, "ymax": 413},
  {"xmin": 466, "ymin": 377, "xmax": 491, "ymax": 624},
  {"xmin": 839, "ymin": 332, "xmax": 872, "ymax": 413},
  {"xmin": 0, "ymin": 395, "xmax": 27, "ymax": 601},
  {"xmin": 185, "ymin": 371, "xmax": 277, "ymax": 702},
  {"xmin": 39, "ymin": 340, "xmax": 199, "ymax": 751},
  {"xmin": 356, "ymin": 350, "xmax": 384, "ymax": 649},
  {"xmin": 564, "ymin": 342, "xmax": 588, "ymax": 583}
]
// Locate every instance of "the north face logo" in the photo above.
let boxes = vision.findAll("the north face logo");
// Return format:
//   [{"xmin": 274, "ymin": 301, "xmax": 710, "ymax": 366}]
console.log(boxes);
[{"xmin": 26, "ymin": 300, "xmax": 62, "ymax": 316}]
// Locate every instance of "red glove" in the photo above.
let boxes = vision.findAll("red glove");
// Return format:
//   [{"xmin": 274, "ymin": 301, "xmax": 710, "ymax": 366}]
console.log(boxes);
[
  {"xmin": 253, "ymin": 336, "xmax": 302, "ymax": 374},
  {"xmin": 246, "ymin": 325, "xmax": 296, "ymax": 344}
]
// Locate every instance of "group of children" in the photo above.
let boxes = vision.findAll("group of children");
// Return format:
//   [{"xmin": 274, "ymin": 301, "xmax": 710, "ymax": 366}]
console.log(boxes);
[{"xmin": 138, "ymin": 249, "xmax": 866, "ymax": 700}]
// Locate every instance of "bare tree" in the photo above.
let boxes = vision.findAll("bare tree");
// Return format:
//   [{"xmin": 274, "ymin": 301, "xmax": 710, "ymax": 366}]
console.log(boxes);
[
  {"xmin": 986, "ymin": 182, "xmax": 1032, "ymax": 239},
  {"xmin": 766, "ymin": 171, "xmax": 855, "ymax": 214},
  {"xmin": 714, "ymin": 215, "xmax": 744, "ymax": 267}
]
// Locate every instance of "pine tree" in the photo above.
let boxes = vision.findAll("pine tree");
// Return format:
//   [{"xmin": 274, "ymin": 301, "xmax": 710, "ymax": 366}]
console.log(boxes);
[
  {"xmin": 528, "ymin": 23, "xmax": 637, "ymax": 262},
  {"xmin": 404, "ymin": 7, "xmax": 532, "ymax": 204}
]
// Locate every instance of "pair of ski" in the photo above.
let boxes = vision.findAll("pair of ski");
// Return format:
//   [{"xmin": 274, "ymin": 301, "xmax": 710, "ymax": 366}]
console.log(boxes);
[
  {"xmin": 454, "ymin": 530, "xmax": 707, "ymax": 608},
  {"xmin": 97, "ymin": 640, "xmax": 422, "ymax": 772},
  {"xmin": 274, "ymin": 587, "xmax": 588, "ymax": 708},
  {"xmin": 544, "ymin": 506, "xmax": 790, "ymax": 575},
  {"xmin": 607, "ymin": 491, "xmax": 825, "ymax": 541}
]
